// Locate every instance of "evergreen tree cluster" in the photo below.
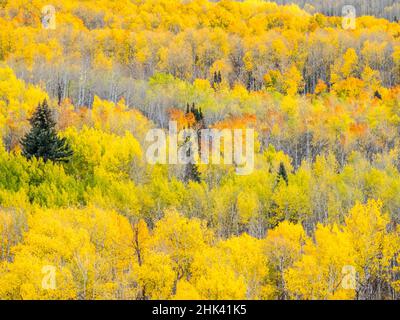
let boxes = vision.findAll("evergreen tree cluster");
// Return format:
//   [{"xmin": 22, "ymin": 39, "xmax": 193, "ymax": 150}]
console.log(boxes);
[
  {"xmin": 212, "ymin": 71, "xmax": 222, "ymax": 89},
  {"xmin": 246, "ymin": 72, "xmax": 259, "ymax": 91},
  {"xmin": 186, "ymin": 102, "xmax": 204, "ymax": 124}
]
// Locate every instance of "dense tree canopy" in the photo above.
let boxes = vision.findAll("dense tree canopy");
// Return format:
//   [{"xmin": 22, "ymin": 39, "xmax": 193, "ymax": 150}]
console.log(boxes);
[{"xmin": 0, "ymin": 0, "xmax": 399, "ymax": 300}]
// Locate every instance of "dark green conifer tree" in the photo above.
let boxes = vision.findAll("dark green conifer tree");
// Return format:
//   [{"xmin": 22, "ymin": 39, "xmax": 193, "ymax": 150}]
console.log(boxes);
[
  {"xmin": 277, "ymin": 162, "xmax": 289, "ymax": 185},
  {"xmin": 217, "ymin": 71, "xmax": 222, "ymax": 83},
  {"xmin": 21, "ymin": 100, "xmax": 73, "ymax": 163},
  {"xmin": 184, "ymin": 102, "xmax": 203, "ymax": 183}
]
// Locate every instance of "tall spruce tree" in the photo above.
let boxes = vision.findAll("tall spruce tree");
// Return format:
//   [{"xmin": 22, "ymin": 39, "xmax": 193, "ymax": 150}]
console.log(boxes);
[
  {"xmin": 184, "ymin": 102, "xmax": 203, "ymax": 183},
  {"xmin": 21, "ymin": 100, "xmax": 73, "ymax": 163},
  {"xmin": 184, "ymin": 146, "xmax": 201, "ymax": 183},
  {"xmin": 277, "ymin": 162, "xmax": 289, "ymax": 185},
  {"xmin": 217, "ymin": 71, "xmax": 222, "ymax": 84}
]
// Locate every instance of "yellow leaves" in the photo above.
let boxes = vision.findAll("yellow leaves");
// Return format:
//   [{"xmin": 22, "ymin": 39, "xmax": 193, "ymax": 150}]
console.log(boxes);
[
  {"xmin": 218, "ymin": 234, "xmax": 270, "ymax": 298},
  {"xmin": 132, "ymin": 219, "xmax": 150, "ymax": 259},
  {"xmin": 361, "ymin": 40, "xmax": 388, "ymax": 68},
  {"xmin": 190, "ymin": 247, "xmax": 248, "ymax": 299},
  {"xmin": 188, "ymin": 234, "xmax": 269, "ymax": 299},
  {"xmin": 0, "ymin": 188, "xmax": 30, "ymax": 209},
  {"xmin": 92, "ymin": 96, "xmax": 113, "ymax": 130},
  {"xmin": 332, "ymin": 77, "xmax": 365, "ymax": 99},
  {"xmin": 342, "ymin": 200, "xmax": 398, "ymax": 295},
  {"xmin": 93, "ymin": 51, "xmax": 113, "ymax": 71},
  {"xmin": 237, "ymin": 191, "xmax": 259, "ymax": 224},
  {"xmin": 263, "ymin": 69, "xmax": 282, "ymax": 91},
  {"xmin": 158, "ymin": 33, "xmax": 193, "ymax": 78},
  {"xmin": 1, "ymin": 0, "xmax": 400, "ymax": 302},
  {"xmin": 280, "ymin": 95, "xmax": 299, "ymax": 119},
  {"xmin": 173, "ymin": 280, "xmax": 201, "ymax": 300},
  {"xmin": 130, "ymin": 219, "xmax": 176, "ymax": 300},
  {"xmin": 181, "ymin": 181, "xmax": 210, "ymax": 220},
  {"xmin": 282, "ymin": 65, "xmax": 303, "ymax": 96},
  {"xmin": 271, "ymin": 38, "xmax": 287, "ymax": 56},
  {"xmin": 243, "ymin": 51, "xmax": 253, "ymax": 71},
  {"xmin": 64, "ymin": 126, "xmax": 142, "ymax": 180},
  {"xmin": 0, "ymin": 208, "xmax": 26, "ymax": 262},
  {"xmin": 138, "ymin": 211, "xmax": 270, "ymax": 300},
  {"xmin": 265, "ymin": 221, "xmax": 306, "ymax": 269},
  {"xmin": 134, "ymin": 32, "xmax": 151, "ymax": 64},
  {"xmin": 344, "ymin": 200, "xmax": 388, "ymax": 247},
  {"xmin": 0, "ymin": 207, "xmax": 136, "ymax": 299},
  {"xmin": 0, "ymin": 195, "xmax": 398, "ymax": 300},
  {"xmin": 285, "ymin": 254, "xmax": 328, "ymax": 299},
  {"xmin": 272, "ymin": 166, "xmax": 312, "ymax": 223},
  {"xmin": 263, "ymin": 146, "xmax": 293, "ymax": 173},
  {"xmin": 0, "ymin": 66, "xmax": 48, "ymax": 150},
  {"xmin": 314, "ymin": 79, "xmax": 327, "ymax": 95},
  {"xmin": 193, "ymin": 78, "xmax": 212, "ymax": 93},
  {"xmin": 210, "ymin": 59, "xmax": 231, "ymax": 80},
  {"xmin": 152, "ymin": 209, "xmax": 213, "ymax": 274},
  {"xmin": 35, "ymin": 40, "xmax": 63, "ymax": 64},
  {"xmin": 140, "ymin": 172, "xmax": 187, "ymax": 219},
  {"xmin": 284, "ymin": 223, "xmax": 355, "ymax": 300},
  {"xmin": 86, "ymin": 175, "xmax": 141, "ymax": 218},
  {"xmin": 284, "ymin": 200, "xmax": 399, "ymax": 300},
  {"xmin": 393, "ymin": 46, "xmax": 400, "ymax": 66},
  {"xmin": 344, "ymin": 200, "xmax": 399, "ymax": 279},
  {"xmin": 157, "ymin": 46, "xmax": 169, "ymax": 70},
  {"xmin": 92, "ymin": 96, "xmax": 151, "ymax": 137},
  {"xmin": 341, "ymin": 48, "xmax": 358, "ymax": 79},
  {"xmin": 361, "ymin": 65, "xmax": 381, "ymax": 89},
  {"xmin": 136, "ymin": 251, "xmax": 175, "ymax": 299}
]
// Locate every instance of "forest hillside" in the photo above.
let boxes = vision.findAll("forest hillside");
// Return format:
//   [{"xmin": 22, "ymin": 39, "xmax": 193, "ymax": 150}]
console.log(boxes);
[{"xmin": 0, "ymin": 0, "xmax": 399, "ymax": 300}]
